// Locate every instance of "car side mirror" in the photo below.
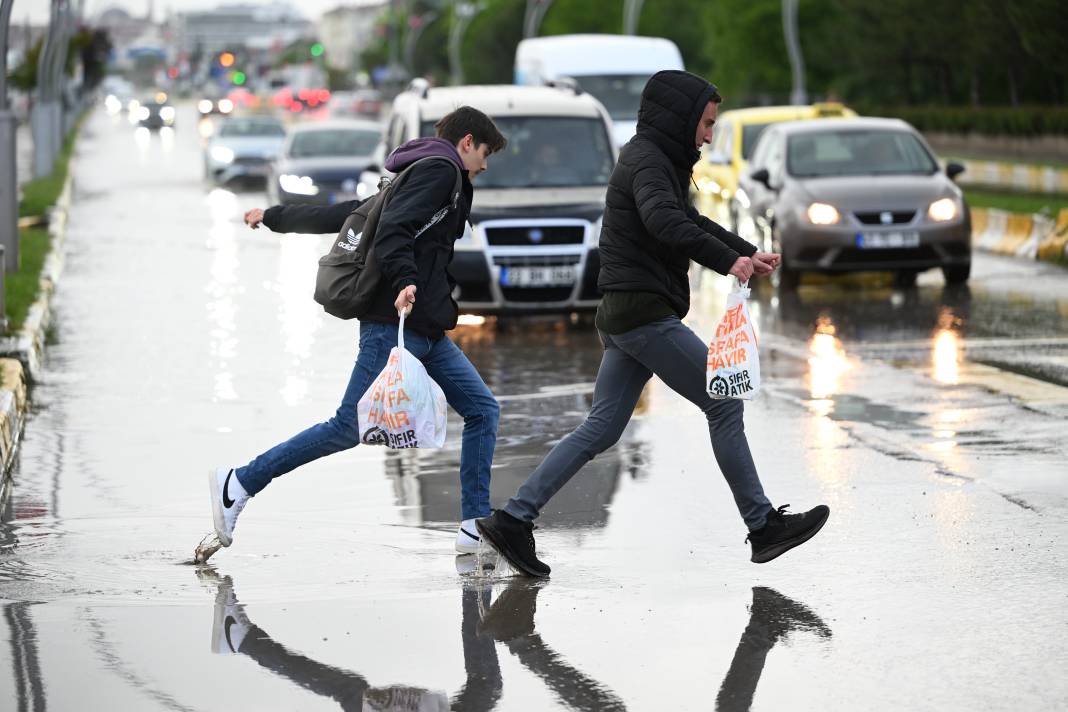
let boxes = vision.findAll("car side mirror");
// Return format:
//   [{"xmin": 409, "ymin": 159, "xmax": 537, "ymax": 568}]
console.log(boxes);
[
  {"xmin": 946, "ymin": 162, "xmax": 965, "ymax": 180},
  {"xmin": 750, "ymin": 168, "xmax": 772, "ymax": 189}
]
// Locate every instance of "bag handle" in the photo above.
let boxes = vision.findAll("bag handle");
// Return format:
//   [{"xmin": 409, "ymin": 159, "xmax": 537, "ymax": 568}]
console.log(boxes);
[{"xmin": 397, "ymin": 309, "xmax": 407, "ymax": 352}]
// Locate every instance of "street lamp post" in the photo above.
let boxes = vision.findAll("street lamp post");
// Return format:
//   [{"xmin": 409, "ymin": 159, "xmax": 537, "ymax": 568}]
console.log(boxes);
[
  {"xmin": 523, "ymin": 0, "xmax": 552, "ymax": 39},
  {"xmin": 782, "ymin": 0, "xmax": 807, "ymax": 105},
  {"xmin": 448, "ymin": 2, "xmax": 481, "ymax": 86},
  {"xmin": 32, "ymin": 0, "xmax": 63, "ymax": 179},
  {"xmin": 622, "ymin": 0, "xmax": 645, "ymax": 35},
  {"xmin": 1, "ymin": 0, "xmax": 17, "ymax": 284}
]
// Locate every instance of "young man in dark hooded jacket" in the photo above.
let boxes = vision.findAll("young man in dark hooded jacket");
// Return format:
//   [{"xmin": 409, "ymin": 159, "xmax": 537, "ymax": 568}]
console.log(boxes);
[
  {"xmin": 207, "ymin": 107, "xmax": 507, "ymax": 556},
  {"xmin": 477, "ymin": 71, "xmax": 830, "ymax": 576}
]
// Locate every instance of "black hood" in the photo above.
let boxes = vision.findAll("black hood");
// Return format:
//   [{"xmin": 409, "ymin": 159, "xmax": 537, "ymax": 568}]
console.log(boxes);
[{"xmin": 635, "ymin": 70, "xmax": 718, "ymax": 170}]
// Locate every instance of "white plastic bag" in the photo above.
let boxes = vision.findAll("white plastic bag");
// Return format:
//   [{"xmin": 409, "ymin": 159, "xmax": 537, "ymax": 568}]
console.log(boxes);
[
  {"xmin": 357, "ymin": 311, "xmax": 447, "ymax": 448},
  {"xmin": 706, "ymin": 280, "xmax": 761, "ymax": 400}
]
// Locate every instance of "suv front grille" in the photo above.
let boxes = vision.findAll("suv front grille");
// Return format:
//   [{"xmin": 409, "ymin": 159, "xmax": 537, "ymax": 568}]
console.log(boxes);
[{"xmin": 485, "ymin": 226, "xmax": 585, "ymax": 246}]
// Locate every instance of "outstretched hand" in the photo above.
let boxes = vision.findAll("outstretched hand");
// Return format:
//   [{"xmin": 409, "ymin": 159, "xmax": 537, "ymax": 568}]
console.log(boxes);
[{"xmin": 244, "ymin": 208, "xmax": 265, "ymax": 229}]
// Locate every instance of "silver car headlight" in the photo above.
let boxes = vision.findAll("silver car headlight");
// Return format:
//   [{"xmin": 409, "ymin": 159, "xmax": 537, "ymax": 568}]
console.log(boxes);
[
  {"xmin": 279, "ymin": 174, "xmax": 319, "ymax": 196},
  {"xmin": 927, "ymin": 197, "xmax": 958, "ymax": 222},
  {"xmin": 806, "ymin": 202, "xmax": 841, "ymax": 226},
  {"xmin": 210, "ymin": 145, "xmax": 235, "ymax": 164},
  {"xmin": 454, "ymin": 222, "xmax": 483, "ymax": 251}
]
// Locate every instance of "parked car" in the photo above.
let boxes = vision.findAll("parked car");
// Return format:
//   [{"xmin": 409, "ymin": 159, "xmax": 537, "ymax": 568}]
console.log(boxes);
[
  {"xmin": 735, "ymin": 117, "xmax": 970, "ymax": 289},
  {"xmin": 267, "ymin": 119, "xmax": 382, "ymax": 206},
  {"xmin": 327, "ymin": 89, "xmax": 384, "ymax": 119},
  {"xmin": 514, "ymin": 34, "xmax": 683, "ymax": 147},
  {"xmin": 135, "ymin": 97, "xmax": 175, "ymax": 129},
  {"xmin": 381, "ymin": 81, "xmax": 617, "ymax": 315},
  {"xmin": 204, "ymin": 115, "xmax": 287, "ymax": 185},
  {"xmin": 692, "ymin": 103, "xmax": 856, "ymax": 233}
]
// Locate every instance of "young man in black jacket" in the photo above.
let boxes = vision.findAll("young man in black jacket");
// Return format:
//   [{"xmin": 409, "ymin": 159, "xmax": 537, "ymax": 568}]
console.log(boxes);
[
  {"xmin": 208, "ymin": 107, "xmax": 507, "ymax": 556},
  {"xmin": 477, "ymin": 71, "xmax": 830, "ymax": 576}
]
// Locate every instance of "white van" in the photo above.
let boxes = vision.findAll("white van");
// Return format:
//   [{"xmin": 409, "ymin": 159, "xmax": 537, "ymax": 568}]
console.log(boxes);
[{"xmin": 514, "ymin": 34, "xmax": 684, "ymax": 146}]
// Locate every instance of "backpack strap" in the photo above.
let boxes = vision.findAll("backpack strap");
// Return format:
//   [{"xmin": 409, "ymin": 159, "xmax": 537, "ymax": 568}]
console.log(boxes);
[{"xmin": 398, "ymin": 156, "xmax": 464, "ymax": 238}]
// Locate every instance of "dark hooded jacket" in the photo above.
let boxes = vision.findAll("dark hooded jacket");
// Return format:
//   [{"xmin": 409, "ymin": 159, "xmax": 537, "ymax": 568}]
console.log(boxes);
[
  {"xmin": 264, "ymin": 137, "xmax": 472, "ymax": 338},
  {"xmin": 595, "ymin": 70, "xmax": 756, "ymax": 333}
]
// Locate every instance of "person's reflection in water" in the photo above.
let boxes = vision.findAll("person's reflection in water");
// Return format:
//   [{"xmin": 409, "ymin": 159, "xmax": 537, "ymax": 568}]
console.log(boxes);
[
  {"xmin": 197, "ymin": 570, "xmax": 450, "ymax": 712},
  {"xmin": 476, "ymin": 578, "xmax": 628, "ymax": 711},
  {"xmin": 453, "ymin": 573, "xmax": 503, "ymax": 711},
  {"xmin": 715, "ymin": 587, "xmax": 832, "ymax": 712}
]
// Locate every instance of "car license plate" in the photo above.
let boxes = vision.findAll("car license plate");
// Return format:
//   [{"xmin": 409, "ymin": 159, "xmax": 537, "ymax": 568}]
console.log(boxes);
[
  {"xmin": 857, "ymin": 231, "xmax": 920, "ymax": 249},
  {"xmin": 500, "ymin": 266, "xmax": 576, "ymax": 287}
]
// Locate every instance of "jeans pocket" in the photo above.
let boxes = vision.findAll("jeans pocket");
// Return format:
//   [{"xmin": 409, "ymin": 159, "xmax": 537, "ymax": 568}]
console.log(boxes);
[{"xmin": 609, "ymin": 328, "xmax": 649, "ymax": 357}]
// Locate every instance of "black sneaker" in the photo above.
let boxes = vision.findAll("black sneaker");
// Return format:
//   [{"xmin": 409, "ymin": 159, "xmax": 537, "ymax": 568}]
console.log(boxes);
[
  {"xmin": 748, "ymin": 587, "xmax": 832, "ymax": 642},
  {"xmin": 475, "ymin": 510, "xmax": 550, "ymax": 578},
  {"xmin": 746, "ymin": 504, "xmax": 829, "ymax": 564}
]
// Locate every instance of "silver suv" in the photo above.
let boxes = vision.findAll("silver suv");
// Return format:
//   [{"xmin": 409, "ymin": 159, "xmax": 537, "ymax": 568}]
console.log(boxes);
[{"xmin": 379, "ymin": 82, "xmax": 617, "ymax": 315}]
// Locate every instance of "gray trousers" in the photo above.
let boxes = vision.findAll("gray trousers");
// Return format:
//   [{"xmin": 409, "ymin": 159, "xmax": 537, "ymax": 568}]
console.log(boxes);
[{"xmin": 504, "ymin": 317, "xmax": 773, "ymax": 531}]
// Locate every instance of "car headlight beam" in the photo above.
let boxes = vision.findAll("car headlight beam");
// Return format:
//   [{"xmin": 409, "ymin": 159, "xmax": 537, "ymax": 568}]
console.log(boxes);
[
  {"xmin": 279, "ymin": 174, "xmax": 319, "ymax": 196},
  {"xmin": 928, "ymin": 197, "xmax": 958, "ymax": 222},
  {"xmin": 806, "ymin": 202, "xmax": 840, "ymax": 225},
  {"xmin": 210, "ymin": 145, "xmax": 235, "ymax": 164}
]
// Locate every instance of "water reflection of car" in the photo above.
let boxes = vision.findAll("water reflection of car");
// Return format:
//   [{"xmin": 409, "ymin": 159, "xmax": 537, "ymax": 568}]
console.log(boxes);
[
  {"xmin": 204, "ymin": 116, "xmax": 287, "ymax": 185},
  {"xmin": 381, "ymin": 82, "xmax": 617, "ymax": 315},
  {"xmin": 266, "ymin": 119, "xmax": 382, "ymax": 206},
  {"xmin": 136, "ymin": 99, "xmax": 175, "ymax": 129},
  {"xmin": 692, "ymin": 103, "xmax": 857, "ymax": 233},
  {"xmin": 736, "ymin": 117, "xmax": 970, "ymax": 289}
]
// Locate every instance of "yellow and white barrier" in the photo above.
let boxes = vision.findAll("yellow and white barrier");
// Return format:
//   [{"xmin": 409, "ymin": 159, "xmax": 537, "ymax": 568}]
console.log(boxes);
[
  {"xmin": 972, "ymin": 207, "xmax": 1068, "ymax": 263},
  {"xmin": 954, "ymin": 159, "xmax": 1068, "ymax": 195}
]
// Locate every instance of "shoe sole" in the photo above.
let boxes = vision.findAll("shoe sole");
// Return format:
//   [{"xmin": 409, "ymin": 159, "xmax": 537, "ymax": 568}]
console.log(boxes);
[
  {"xmin": 751, "ymin": 508, "xmax": 829, "ymax": 564},
  {"xmin": 476, "ymin": 520, "xmax": 549, "ymax": 578},
  {"xmin": 455, "ymin": 540, "xmax": 480, "ymax": 554},
  {"xmin": 207, "ymin": 469, "xmax": 233, "ymax": 548}
]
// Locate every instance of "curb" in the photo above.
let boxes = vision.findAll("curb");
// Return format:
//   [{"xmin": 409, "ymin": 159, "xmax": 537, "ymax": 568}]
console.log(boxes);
[
  {"xmin": 971, "ymin": 206, "xmax": 1068, "ymax": 264},
  {"xmin": 0, "ymin": 171, "xmax": 74, "ymax": 508},
  {"xmin": 953, "ymin": 158, "xmax": 1068, "ymax": 195}
]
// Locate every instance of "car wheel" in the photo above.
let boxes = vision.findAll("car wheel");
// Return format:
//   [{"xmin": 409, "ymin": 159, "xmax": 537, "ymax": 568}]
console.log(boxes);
[{"xmin": 943, "ymin": 262, "xmax": 971, "ymax": 285}]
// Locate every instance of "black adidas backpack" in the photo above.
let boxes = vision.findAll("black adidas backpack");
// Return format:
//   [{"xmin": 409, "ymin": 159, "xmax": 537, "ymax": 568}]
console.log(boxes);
[{"xmin": 313, "ymin": 156, "xmax": 463, "ymax": 320}]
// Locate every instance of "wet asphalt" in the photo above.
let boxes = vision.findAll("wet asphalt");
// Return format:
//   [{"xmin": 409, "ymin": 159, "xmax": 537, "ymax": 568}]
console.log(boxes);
[{"xmin": 0, "ymin": 105, "xmax": 1066, "ymax": 711}]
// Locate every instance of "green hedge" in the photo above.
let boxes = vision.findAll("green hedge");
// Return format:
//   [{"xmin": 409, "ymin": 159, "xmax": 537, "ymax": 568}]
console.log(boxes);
[{"xmin": 871, "ymin": 106, "xmax": 1068, "ymax": 138}]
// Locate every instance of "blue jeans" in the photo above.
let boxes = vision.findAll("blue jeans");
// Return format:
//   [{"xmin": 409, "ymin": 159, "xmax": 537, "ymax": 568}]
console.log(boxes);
[
  {"xmin": 504, "ymin": 317, "xmax": 773, "ymax": 530},
  {"xmin": 235, "ymin": 320, "xmax": 499, "ymax": 520}
]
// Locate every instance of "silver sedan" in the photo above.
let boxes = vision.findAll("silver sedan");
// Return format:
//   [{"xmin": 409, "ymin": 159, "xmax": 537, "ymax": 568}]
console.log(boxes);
[{"xmin": 736, "ymin": 117, "xmax": 970, "ymax": 289}]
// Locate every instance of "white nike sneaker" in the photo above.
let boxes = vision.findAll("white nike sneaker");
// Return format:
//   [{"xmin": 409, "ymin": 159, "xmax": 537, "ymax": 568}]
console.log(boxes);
[
  {"xmin": 199, "ymin": 571, "xmax": 251, "ymax": 654},
  {"xmin": 455, "ymin": 518, "xmax": 482, "ymax": 554},
  {"xmin": 364, "ymin": 686, "xmax": 449, "ymax": 712},
  {"xmin": 208, "ymin": 467, "xmax": 249, "ymax": 547}
]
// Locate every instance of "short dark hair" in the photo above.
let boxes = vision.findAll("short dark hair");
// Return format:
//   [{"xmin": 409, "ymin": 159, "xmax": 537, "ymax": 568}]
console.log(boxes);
[
  {"xmin": 710, "ymin": 83, "xmax": 723, "ymax": 104},
  {"xmin": 435, "ymin": 106, "xmax": 507, "ymax": 154}
]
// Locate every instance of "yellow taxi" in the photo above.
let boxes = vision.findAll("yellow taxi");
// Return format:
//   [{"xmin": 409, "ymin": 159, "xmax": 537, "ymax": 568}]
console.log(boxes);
[{"xmin": 693, "ymin": 103, "xmax": 857, "ymax": 233}]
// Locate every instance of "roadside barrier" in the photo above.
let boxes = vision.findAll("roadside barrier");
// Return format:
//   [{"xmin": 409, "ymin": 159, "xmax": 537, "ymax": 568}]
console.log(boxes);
[
  {"xmin": 954, "ymin": 159, "xmax": 1068, "ymax": 195},
  {"xmin": 971, "ymin": 207, "xmax": 1068, "ymax": 264}
]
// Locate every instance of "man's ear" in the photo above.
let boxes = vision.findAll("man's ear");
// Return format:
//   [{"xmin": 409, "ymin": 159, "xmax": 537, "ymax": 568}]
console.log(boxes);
[{"xmin": 459, "ymin": 133, "xmax": 474, "ymax": 153}]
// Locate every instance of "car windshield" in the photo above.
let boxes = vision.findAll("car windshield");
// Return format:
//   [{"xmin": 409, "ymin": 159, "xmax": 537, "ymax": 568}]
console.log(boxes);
[
  {"xmin": 741, "ymin": 123, "xmax": 772, "ymax": 160},
  {"xmin": 420, "ymin": 116, "xmax": 615, "ymax": 189},
  {"xmin": 571, "ymin": 74, "xmax": 649, "ymax": 121},
  {"xmin": 219, "ymin": 118, "xmax": 285, "ymax": 137},
  {"xmin": 289, "ymin": 129, "xmax": 380, "ymax": 158},
  {"xmin": 787, "ymin": 129, "xmax": 938, "ymax": 177}
]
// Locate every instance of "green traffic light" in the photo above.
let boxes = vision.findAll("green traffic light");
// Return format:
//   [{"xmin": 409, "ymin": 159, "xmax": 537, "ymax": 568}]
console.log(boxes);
[
  {"xmin": 233, "ymin": 71, "xmax": 246, "ymax": 85},
  {"xmin": 310, "ymin": 43, "xmax": 324, "ymax": 57}
]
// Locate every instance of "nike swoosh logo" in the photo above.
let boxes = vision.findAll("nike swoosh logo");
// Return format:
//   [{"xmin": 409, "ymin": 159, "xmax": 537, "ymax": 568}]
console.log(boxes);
[
  {"xmin": 222, "ymin": 470, "xmax": 235, "ymax": 508},
  {"xmin": 224, "ymin": 615, "xmax": 237, "ymax": 652}
]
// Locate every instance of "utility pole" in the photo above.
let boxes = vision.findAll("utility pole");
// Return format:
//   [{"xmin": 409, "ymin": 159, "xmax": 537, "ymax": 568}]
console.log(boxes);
[
  {"xmin": 782, "ymin": 0, "xmax": 807, "ymax": 105},
  {"xmin": 403, "ymin": 12, "xmax": 437, "ymax": 78},
  {"xmin": 523, "ymin": 0, "xmax": 552, "ymax": 39},
  {"xmin": 1, "ymin": 0, "xmax": 17, "ymax": 288},
  {"xmin": 448, "ymin": 2, "xmax": 481, "ymax": 86},
  {"xmin": 622, "ymin": 0, "xmax": 645, "ymax": 35}
]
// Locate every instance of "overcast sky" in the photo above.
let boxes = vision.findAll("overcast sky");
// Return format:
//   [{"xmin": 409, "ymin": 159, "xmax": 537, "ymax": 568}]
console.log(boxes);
[{"xmin": 14, "ymin": 0, "xmax": 379, "ymax": 25}]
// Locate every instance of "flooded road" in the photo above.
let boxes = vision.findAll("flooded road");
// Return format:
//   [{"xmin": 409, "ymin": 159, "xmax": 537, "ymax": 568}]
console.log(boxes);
[{"xmin": 1, "ymin": 105, "xmax": 1066, "ymax": 710}]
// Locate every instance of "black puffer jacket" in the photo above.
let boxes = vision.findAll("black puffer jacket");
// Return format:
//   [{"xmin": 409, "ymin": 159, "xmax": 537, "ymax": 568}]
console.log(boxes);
[
  {"xmin": 597, "ymin": 70, "xmax": 756, "ymax": 317},
  {"xmin": 264, "ymin": 138, "xmax": 472, "ymax": 338}
]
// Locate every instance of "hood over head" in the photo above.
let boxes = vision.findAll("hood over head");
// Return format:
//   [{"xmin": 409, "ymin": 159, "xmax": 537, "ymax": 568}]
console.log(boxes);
[
  {"xmin": 385, "ymin": 136, "xmax": 465, "ymax": 174},
  {"xmin": 636, "ymin": 70, "xmax": 719, "ymax": 170}
]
